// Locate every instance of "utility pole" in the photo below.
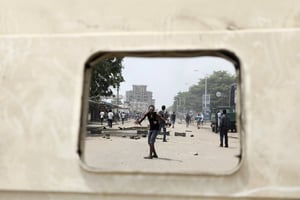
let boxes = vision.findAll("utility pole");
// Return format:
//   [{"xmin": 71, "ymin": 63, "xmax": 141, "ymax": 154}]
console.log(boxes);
[
  {"xmin": 205, "ymin": 77, "xmax": 207, "ymax": 111},
  {"xmin": 116, "ymin": 85, "xmax": 119, "ymax": 114}
]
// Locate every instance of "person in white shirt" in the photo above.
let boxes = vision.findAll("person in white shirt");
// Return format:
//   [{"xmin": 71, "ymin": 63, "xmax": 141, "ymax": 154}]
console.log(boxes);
[
  {"xmin": 121, "ymin": 112, "xmax": 126, "ymax": 125},
  {"xmin": 99, "ymin": 111, "xmax": 105, "ymax": 125},
  {"xmin": 158, "ymin": 105, "xmax": 169, "ymax": 142},
  {"xmin": 217, "ymin": 110, "xmax": 222, "ymax": 131},
  {"xmin": 107, "ymin": 109, "xmax": 114, "ymax": 128}
]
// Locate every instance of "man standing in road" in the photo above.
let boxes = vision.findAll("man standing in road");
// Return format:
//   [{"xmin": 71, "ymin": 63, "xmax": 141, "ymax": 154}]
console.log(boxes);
[
  {"xmin": 170, "ymin": 111, "xmax": 176, "ymax": 128},
  {"xmin": 159, "ymin": 105, "xmax": 169, "ymax": 142},
  {"xmin": 185, "ymin": 112, "xmax": 191, "ymax": 128},
  {"xmin": 107, "ymin": 109, "xmax": 114, "ymax": 128},
  {"xmin": 219, "ymin": 109, "xmax": 230, "ymax": 147},
  {"xmin": 121, "ymin": 112, "xmax": 126, "ymax": 125},
  {"xmin": 136, "ymin": 105, "xmax": 165, "ymax": 159},
  {"xmin": 99, "ymin": 110, "xmax": 105, "ymax": 125}
]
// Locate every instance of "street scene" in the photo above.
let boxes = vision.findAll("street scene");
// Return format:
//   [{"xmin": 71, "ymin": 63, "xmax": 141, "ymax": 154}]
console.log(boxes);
[
  {"xmin": 84, "ymin": 56, "xmax": 239, "ymax": 174},
  {"xmin": 84, "ymin": 118, "xmax": 240, "ymax": 174}
]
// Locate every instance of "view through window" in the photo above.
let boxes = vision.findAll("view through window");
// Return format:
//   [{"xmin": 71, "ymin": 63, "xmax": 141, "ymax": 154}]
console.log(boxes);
[{"xmin": 82, "ymin": 54, "xmax": 240, "ymax": 174}]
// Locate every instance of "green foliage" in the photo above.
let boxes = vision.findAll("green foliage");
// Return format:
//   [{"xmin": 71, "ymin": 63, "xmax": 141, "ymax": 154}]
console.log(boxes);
[
  {"xmin": 89, "ymin": 57, "xmax": 125, "ymax": 100},
  {"xmin": 172, "ymin": 71, "xmax": 236, "ymax": 113}
]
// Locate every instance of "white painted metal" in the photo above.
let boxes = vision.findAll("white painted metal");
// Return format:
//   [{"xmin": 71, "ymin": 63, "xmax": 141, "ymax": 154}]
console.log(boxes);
[{"xmin": 0, "ymin": 0, "xmax": 300, "ymax": 199}]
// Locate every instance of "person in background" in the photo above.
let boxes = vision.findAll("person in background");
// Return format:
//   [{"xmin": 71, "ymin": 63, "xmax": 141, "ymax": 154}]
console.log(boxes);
[
  {"xmin": 195, "ymin": 113, "xmax": 202, "ymax": 129},
  {"xmin": 217, "ymin": 110, "xmax": 222, "ymax": 131},
  {"xmin": 185, "ymin": 112, "xmax": 191, "ymax": 128},
  {"xmin": 99, "ymin": 110, "xmax": 105, "ymax": 125},
  {"xmin": 170, "ymin": 111, "xmax": 176, "ymax": 128},
  {"xmin": 219, "ymin": 109, "xmax": 230, "ymax": 147},
  {"xmin": 200, "ymin": 112, "xmax": 204, "ymax": 126},
  {"xmin": 107, "ymin": 109, "xmax": 114, "ymax": 128},
  {"xmin": 121, "ymin": 112, "xmax": 126, "ymax": 125},
  {"xmin": 159, "ymin": 105, "xmax": 169, "ymax": 142}
]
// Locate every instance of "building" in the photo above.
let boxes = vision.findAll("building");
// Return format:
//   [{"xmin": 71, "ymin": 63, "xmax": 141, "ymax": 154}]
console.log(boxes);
[{"xmin": 126, "ymin": 85, "xmax": 155, "ymax": 112}]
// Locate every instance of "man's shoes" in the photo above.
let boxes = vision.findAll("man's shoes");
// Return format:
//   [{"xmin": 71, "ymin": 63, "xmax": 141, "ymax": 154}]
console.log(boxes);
[
  {"xmin": 225, "ymin": 145, "xmax": 228, "ymax": 148},
  {"xmin": 220, "ymin": 144, "xmax": 223, "ymax": 147},
  {"xmin": 163, "ymin": 140, "xmax": 167, "ymax": 142},
  {"xmin": 152, "ymin": 154, "xmax": 158, "ymax": 158},
  {"xmin": 144, "ymin": 156, "xmax": 153, "ymax": 159}
]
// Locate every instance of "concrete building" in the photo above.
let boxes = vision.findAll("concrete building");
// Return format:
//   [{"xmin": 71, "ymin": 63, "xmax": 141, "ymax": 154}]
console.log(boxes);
[{"xmin": 126, "ymin": 85, "xmax": 155, "ymax": 112}]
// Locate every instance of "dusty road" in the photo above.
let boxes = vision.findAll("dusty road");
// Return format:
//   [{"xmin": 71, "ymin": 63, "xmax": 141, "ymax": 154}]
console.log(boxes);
[{"xmin": 83, "ymin": 119, "xmax": 240, "ymax": 174}]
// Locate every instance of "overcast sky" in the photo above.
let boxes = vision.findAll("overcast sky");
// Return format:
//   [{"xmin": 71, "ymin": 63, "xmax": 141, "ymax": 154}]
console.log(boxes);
[{"xmin": 116, "ymin": 56, "xmax": 235, "ymax": 109}]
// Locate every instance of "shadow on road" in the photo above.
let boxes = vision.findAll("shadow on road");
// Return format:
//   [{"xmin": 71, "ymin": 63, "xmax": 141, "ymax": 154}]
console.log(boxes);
[{"xmin": 155, "ymin": 157, "xmax": 183, "ymax": 162}]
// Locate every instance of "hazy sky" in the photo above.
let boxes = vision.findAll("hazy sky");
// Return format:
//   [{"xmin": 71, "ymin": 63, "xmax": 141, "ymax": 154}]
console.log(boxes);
[{"xmin": 116, "ymin": 56, "xmax": 235, "ymax": 108}]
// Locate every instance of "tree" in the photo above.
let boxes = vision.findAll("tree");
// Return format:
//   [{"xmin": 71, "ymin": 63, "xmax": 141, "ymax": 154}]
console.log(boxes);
[
  {"xmin": 172, "ymin": 71, "xmax": 236, "ymax": 113},
  {"xmin": 89, "ymin": 57, "xmax": 125, "ymax": 100}
]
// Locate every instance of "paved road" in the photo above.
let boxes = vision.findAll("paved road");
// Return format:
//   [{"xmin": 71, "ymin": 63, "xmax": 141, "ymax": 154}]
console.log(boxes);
[{"xmin": 84, "ymin": 119, "xmax": 240, "ymax": 174}]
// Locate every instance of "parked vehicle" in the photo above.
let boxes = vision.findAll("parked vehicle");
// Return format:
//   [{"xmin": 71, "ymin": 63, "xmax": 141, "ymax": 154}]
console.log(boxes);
[{"xmin": 211, "ymin": 106, "xmax": 236, "ymax": 133}]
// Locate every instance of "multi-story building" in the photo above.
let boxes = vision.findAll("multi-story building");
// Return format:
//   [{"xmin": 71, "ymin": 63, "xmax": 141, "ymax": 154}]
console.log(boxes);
[{"xmin": 126, "ymin": 85, "xmax": 155, "ymax": 112}]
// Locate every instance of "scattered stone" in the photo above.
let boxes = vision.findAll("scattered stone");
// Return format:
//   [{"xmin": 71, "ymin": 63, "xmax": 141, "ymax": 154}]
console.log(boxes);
[
  {"xmin": 194, "ymin": 152, "xmax": 198, "ymax": 156},
  {"xmin": 137, "ymin": 130, "xmax": 148, "ymax": 135},
  {"xmin": 158, "ymin": 131, "xmax": 170, "ymax": 136},
  {"xmin": 142, "ymin": 134, "xmax": 147, "ymax": 137},
  {"xmin": 130, "ymin": 136, "xmax": 135, "ymax": 139},
  {"xmin": 186, "ymin": 130, "xmax": 192, "ymax": 132},
  {"xmin": 122, "ymin": 135, "xmax": 126, "ymax": 138},
  {"xmin": 86, "ymin": 127, "xmax": 103, "ymax": 135},
  {"xmin": 105, "ymin": 133, "xmax": 110, "ymax": 137},
  {"xmin": 175, "ymin": 132, "xmax": 186, "ymax": 137},
  {"xmin": 190, "ymin": 134, "xmax": 194, "ymax": 137}
]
